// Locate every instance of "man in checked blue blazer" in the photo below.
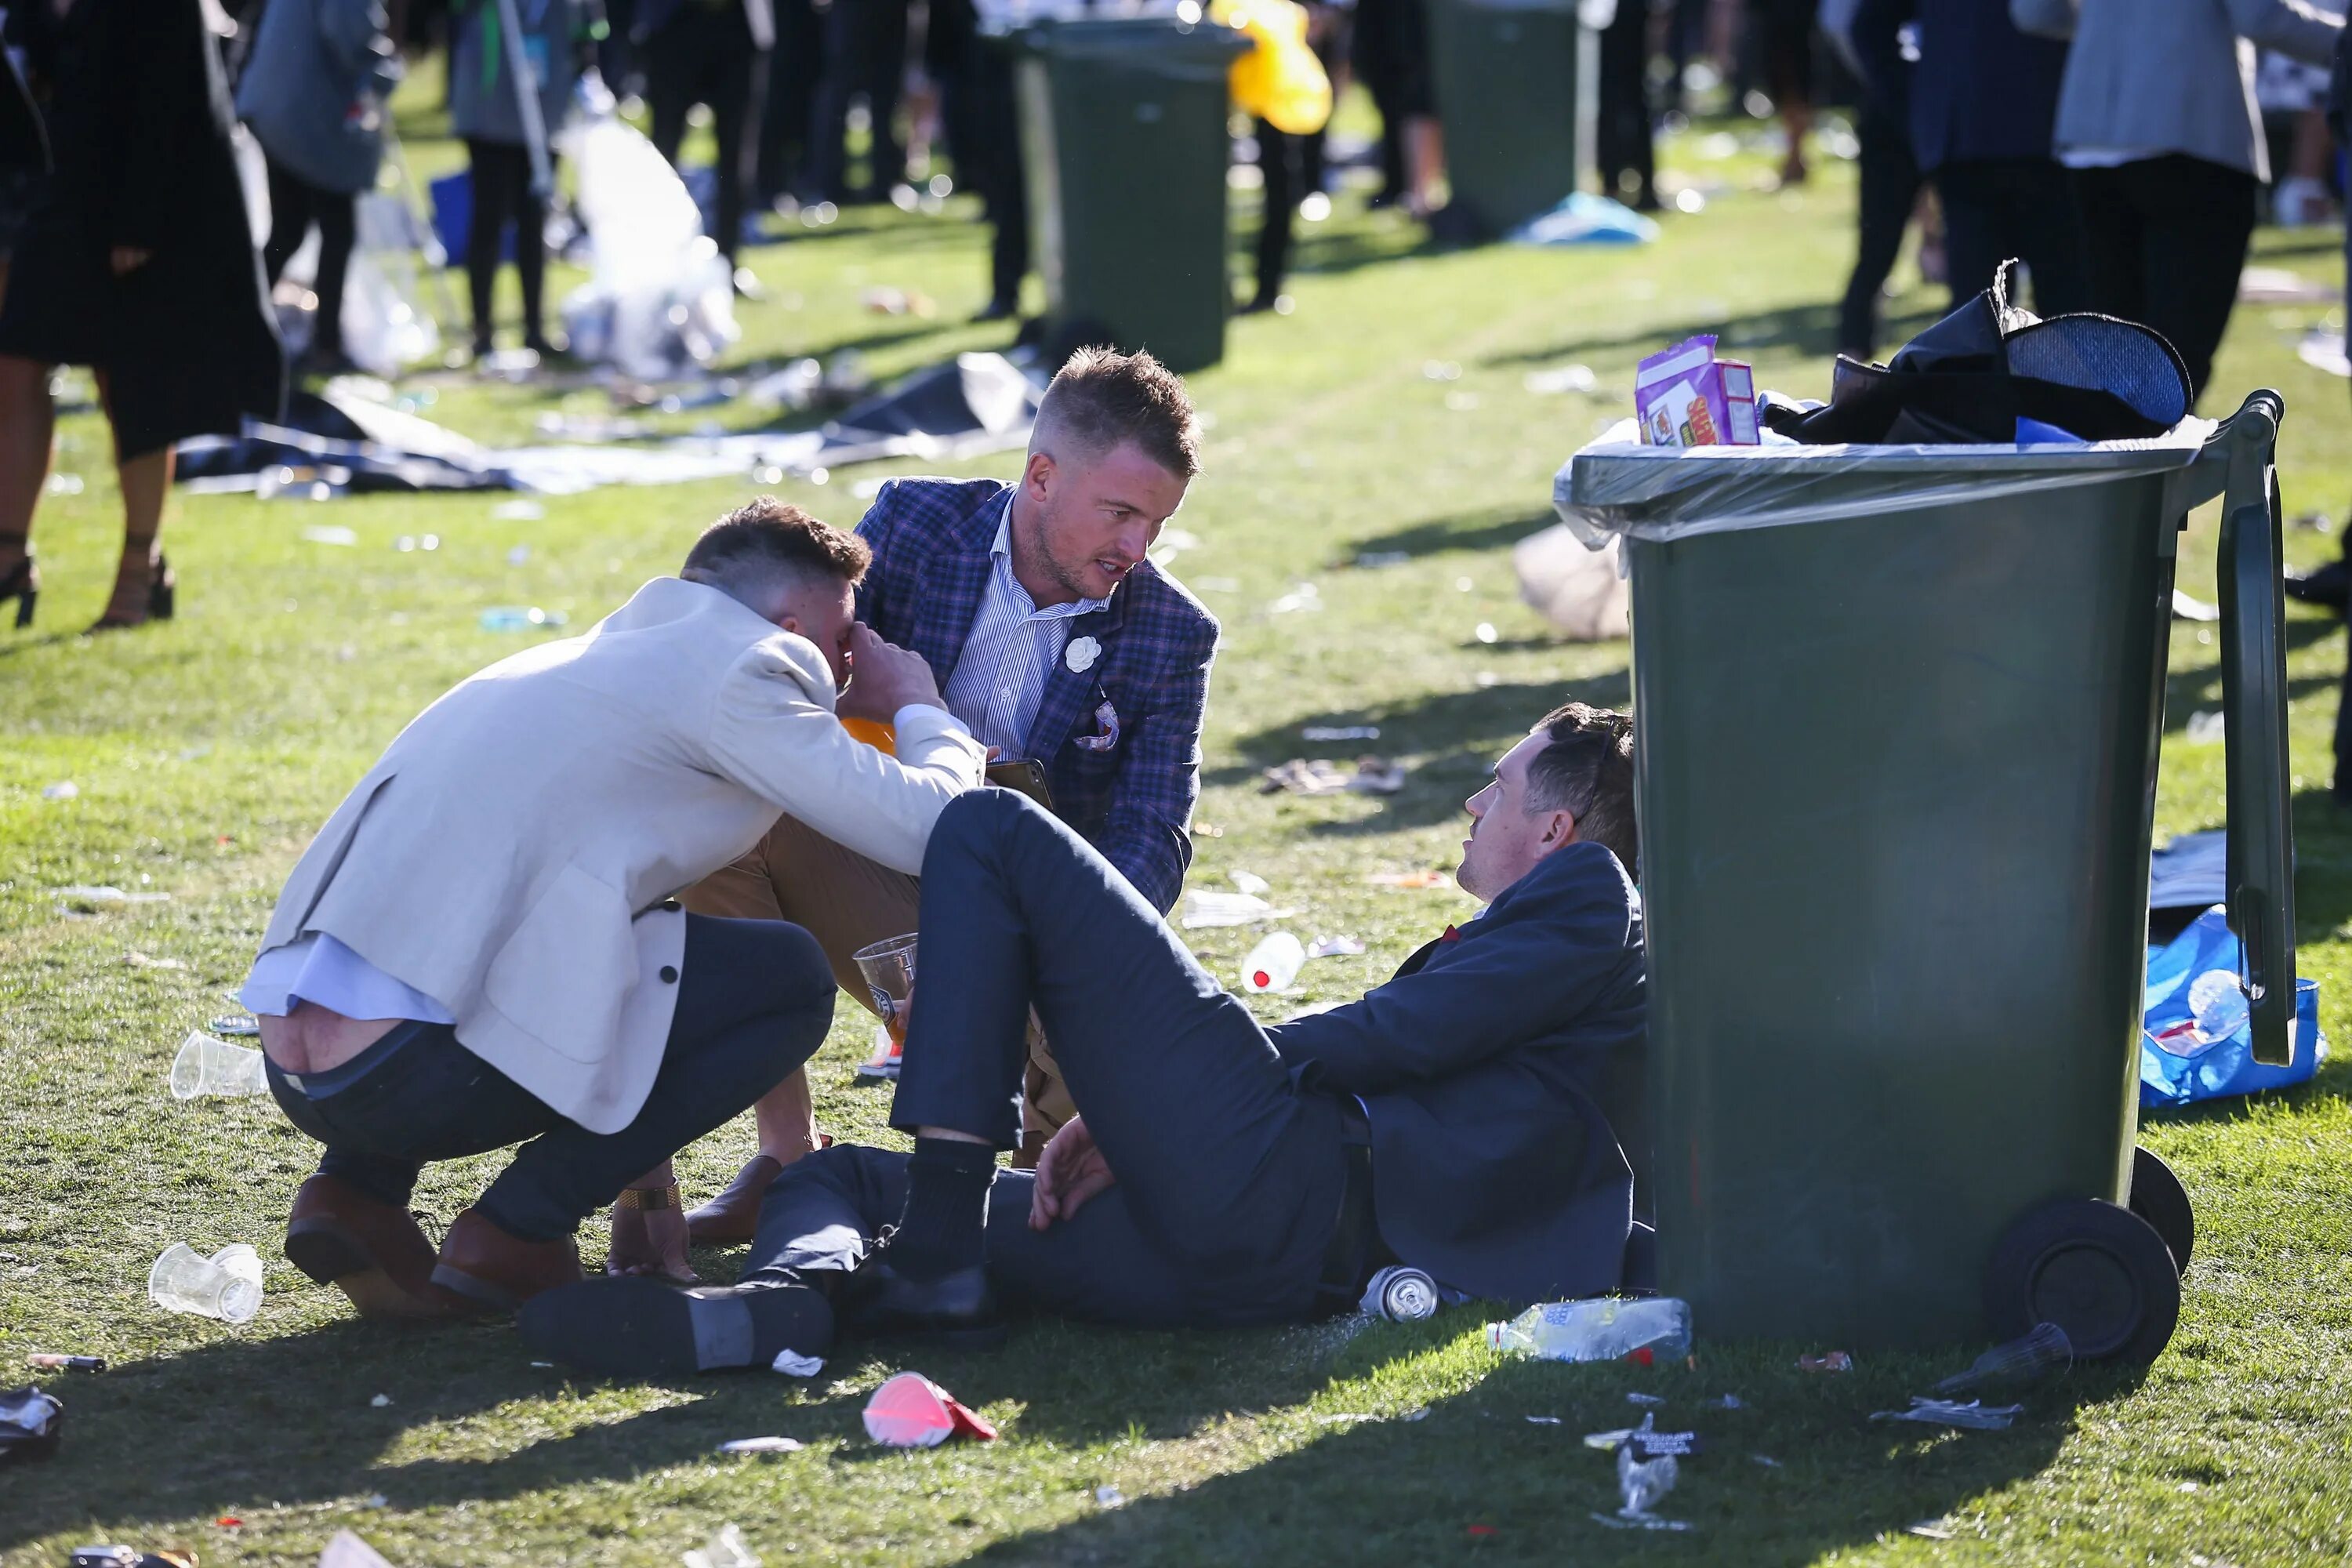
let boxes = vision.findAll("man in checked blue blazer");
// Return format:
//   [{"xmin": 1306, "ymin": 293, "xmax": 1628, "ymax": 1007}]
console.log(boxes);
[{"xmin": 662, "ymin": 347, "xmax": 1219, "ymax": 1256}]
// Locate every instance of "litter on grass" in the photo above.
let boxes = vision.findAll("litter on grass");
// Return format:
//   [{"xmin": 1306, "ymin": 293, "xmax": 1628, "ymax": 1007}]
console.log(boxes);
[
  {"xmin": 1367, "ymin": 869, "xmax": 1453, "ymax": 889},
  {"xmin": 1260, "ymin": 757, "xmax": 1406, "ymax": 797},
  {"xmin": 53, "ymin": 885, "xmax": 170, "ymax": 905},
  {"xmin": 681, "ymin": 1523, "xmax": 760, "ymax": 1568},
  {"xmin": 863, "ymin": 1372, "xmax": 998, "ymax": 1447},
  {"xmin": 719, "ymin": 1436, "xmax": 804, "ymax": 1454},
  {"xmin": 0, "ymin": 1385, "xmax": 63, "ymax": 1462},
  {"xmin": 1180, "ymin": 890, "xmax": 1298, "ymax": 929},
  {"xmin": 41, "ymin": 781, "xmax": 79, "ymax": 800},
  {"xmin": 1934, "ymin": 1323, "xmax": 2072, "ymax": 1396},
  {"xmin": 318, "ymin": 1530, "xmax": 396, "ymax": 1568},
  {"xmin": 1302, "ymin": 725, "xmax": 1381, "ymax": 741},
  {"xmin": 1094, "ymin": 1486, "xmax": 1126, "ymax": 1508},
  {"xmin": 1798, "ymin": 1351, "xmax": 1853, "ymax": 1373},
  {"xmin": 1592, "ymin": 1440, "xmax": 1689, "ymax": 1530},
  {"xmin": 1871, "ymin": 1397, "xmax": 2024, "ymax": 1431}
]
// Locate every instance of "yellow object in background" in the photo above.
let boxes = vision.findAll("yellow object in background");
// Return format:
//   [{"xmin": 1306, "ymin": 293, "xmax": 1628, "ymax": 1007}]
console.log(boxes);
[
  {"xmin": 842, "ymin": 717, "xmax": 898, "ymax": 755},
  {"xmin": 1214, "ymin": 0, "xmax": 1332, "ymax": 136}
]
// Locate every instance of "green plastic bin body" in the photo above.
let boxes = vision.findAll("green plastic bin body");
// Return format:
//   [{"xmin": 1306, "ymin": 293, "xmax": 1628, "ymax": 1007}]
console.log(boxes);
[
  {"xmin": 1566, "ymin": 407, "xmax": 2293, "ymax": 1350},
  {"xmin": 1011, "ymin": 19, "xmax": 1250, "ymax": 373},
  {"xmin": 1425, "ymin": 0, "xmax": 1589, "ymax": 238}
]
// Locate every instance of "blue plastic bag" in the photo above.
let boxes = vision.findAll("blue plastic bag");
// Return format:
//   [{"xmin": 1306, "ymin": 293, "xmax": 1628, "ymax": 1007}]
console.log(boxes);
[{"xmin": 2140, "ymin": 906, "xmax": 2325, "ymax": 1108}]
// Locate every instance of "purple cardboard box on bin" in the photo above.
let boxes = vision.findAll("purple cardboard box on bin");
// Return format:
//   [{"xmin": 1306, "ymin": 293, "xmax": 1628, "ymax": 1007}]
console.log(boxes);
[{"xmin": 1635, "ymin": 335, "xmax": 1759, "ymax": 447}]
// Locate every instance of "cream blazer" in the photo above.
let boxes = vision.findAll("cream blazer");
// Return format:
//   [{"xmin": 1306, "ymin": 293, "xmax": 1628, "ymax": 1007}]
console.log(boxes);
[{"xmin": 253, "ymin": 576, "xmax": 988, "ymax": 1132}]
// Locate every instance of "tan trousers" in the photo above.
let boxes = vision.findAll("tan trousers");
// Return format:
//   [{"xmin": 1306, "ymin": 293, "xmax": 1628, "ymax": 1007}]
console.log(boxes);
[{"xmin": 681, "ymin": 813, "xmax": 1074, "ymax": 1164}]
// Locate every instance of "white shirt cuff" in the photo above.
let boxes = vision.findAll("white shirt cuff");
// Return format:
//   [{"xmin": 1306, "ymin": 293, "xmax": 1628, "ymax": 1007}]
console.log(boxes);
[{"xmin": 895, "ymin": 702, "xmax": 970, "ymax": 736}]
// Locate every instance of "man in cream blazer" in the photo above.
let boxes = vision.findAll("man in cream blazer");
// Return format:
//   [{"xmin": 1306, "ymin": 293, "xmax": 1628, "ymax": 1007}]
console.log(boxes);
[{"xmin": 243, "ymin": 499, "xmax": 988, "ymax": 1319}]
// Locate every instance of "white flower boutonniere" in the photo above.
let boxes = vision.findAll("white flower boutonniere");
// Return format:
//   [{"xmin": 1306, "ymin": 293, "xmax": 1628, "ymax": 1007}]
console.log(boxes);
[{"xmin": 1065, "ymin": 635, "xmax": 1102, "ymax": 673}]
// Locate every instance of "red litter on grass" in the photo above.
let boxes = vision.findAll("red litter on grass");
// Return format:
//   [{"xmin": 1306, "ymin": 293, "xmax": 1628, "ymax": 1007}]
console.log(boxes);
[
  {"xmin": 1798, "ymin": 1352, "xmax": 1854, "ymax": 1374},
  {"xmin": 862, "ymin": 1372, "xmax": 998, "ymax": 1448},
  {"xmin": 216, "ymin": 1517, "xmax": 242, "ymax": 1528},
  {"xmin": 1468, "ymin": 1524, "xmax": 1497, "ymax": 1537}
]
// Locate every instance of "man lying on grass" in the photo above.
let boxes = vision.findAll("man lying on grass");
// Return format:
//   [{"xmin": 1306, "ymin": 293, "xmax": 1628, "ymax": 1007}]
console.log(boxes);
[{"xmin": 522, "ymin": 703, "xmax": 1647, "ymax": 1370}]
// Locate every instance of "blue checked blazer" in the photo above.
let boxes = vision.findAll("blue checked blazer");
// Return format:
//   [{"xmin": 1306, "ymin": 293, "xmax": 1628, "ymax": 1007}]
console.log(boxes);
[{"xmin": 854, "ymin": 477, "xmax": 1219, "ymax": 915}]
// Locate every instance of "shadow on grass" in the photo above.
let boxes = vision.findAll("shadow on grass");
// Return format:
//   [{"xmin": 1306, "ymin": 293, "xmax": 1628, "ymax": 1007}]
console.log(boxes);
[
  {"xmin": 1479, "ymin": 300, "xmax": 1952, "ymax": 372},
  {"xmin": 2161, "ymin": 612, "xmax": 2339, "ymax": 731},
  {"xmin": 1339, "ymin": 503, "xmax": 1555, "ymax": 564},
  {"xmin": 967, "ymin": 1341, "xmax": 2142, "ymax": 1567},
  {"xmin": 1207, "ymin": 675, "xmax": 1632, "ymax": 834}
]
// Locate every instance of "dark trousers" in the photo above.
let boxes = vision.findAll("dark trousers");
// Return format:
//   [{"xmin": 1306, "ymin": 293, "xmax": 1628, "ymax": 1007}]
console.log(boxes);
[
  {"xmin": 1595, "ymin": 0, "xmax": 1655, "ymax": 210},
  {"xmin": 962, "ymin": 47, "xmax": 1028, "ymax": 310},
  {"xmin": 268, "ymin": 915, "xmax": 833, "ymax": 1241},
  {"xmin": 1253, "ymin": 118, "xmax": 1326, "ymax": 307},
  {"xmin": 1936, "ymin": 156, "xmax": 2089, "ymax": 318},
  {"xmin": 261, "ymin": 158, "xmax": 358, "ymax": 359},
  {"xmin": 2071, "ymin": 154, "xmax": 2259, "ymax": 407},
  {"xmin": 645, "ymin": 3, "xmax": 768, "ymax": 261},
  {"xmin": 757, "ymin": 0, "xmax": 823, "ymax": 201},
  {"xmin": 744, "ymin": 790, "xmax": 1350, "ymax": 1327},
  {"xmin": 463, "ymin": 139, "xmax": 550, "ymax": 349},
  {"xmin": 805, "ymin": 0, "xmax": 909, "ymax": 201},
  {"xmin": 1838, "ymin": 98, "xmax": 1921, "ymax": 360}
]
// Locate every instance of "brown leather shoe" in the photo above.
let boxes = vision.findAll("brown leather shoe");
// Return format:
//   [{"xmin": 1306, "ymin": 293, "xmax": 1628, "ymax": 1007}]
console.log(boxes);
[
  {"xmin": 430, "ymin": 1208, "xmax": 584, "ymax": 1313},
  {"xmin": 684, "ymin": 1154, "xmax": 784, "ymax": 1245},
  {"xmin": 284, "ymin": 1174, "xmax": 478, "ymax": 1321}
]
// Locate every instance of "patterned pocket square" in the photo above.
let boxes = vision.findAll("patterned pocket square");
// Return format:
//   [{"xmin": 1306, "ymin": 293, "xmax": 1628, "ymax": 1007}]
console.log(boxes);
[{"xmin": 1073, "ymin": 699, "xmax": 1121, "ymax": 753}]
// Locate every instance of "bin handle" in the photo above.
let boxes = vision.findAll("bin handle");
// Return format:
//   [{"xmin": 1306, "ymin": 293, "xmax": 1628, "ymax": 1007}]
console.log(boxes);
[{"xmin": 2212, "ymin": 390, "xmax": 2296, "ymax": 1067}]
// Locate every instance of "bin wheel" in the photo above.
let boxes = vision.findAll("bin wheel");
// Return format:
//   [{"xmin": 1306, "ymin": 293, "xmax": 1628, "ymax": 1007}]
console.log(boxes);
[
  {"xmin": 2129, "ymin": 1146, "xmax": 2195, "ymax": 1275},
  {"xmin": 1984, "ymin": 1198, "xmax": 2181, "ymax": 1364}
]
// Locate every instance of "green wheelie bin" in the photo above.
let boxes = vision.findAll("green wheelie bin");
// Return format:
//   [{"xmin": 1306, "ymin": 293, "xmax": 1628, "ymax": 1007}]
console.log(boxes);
[
  {"xmin": 1007, "ymin": 16, "xmax": 1250, "ymax": 373},
  {"xmin": 1424, "ymin": 0, "xmax": 1590, "ymax": 239},
  {"xmin": 1557, "ymin": 392, "xmax": 2299, "ymax": 1360}
]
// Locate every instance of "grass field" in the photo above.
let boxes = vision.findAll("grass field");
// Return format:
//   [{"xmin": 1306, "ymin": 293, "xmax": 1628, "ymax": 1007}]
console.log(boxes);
[{"xmin": 5, "ymin": 78, "xmax": 2352, "ymax": 1567}]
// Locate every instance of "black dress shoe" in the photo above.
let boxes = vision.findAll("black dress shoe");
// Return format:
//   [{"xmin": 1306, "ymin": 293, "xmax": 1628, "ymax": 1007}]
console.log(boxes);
[
  {"xmin": 2285, "ymin": 558, "xmax": 2351, "ymax": 611},
  {"xmin": 518, "ymin": 1276, "xmax": 835, "ymax": 1377},
  {"xmin": 973, "ymin": 298, "xmax": 1019, "ymax": 324},
  {"xmin": 851, "ymin": 1260, "xmax": 1007, "ymax": 1348}
]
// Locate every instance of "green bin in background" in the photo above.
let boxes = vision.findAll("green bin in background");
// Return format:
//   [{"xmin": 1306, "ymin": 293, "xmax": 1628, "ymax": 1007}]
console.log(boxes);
[
  {"xmin": 1560, "ymin": 394, "xmax": 2297, "ymax": 1360},
  {"xmin": 1425, "ymin": 0, "xmax": 1592, "ymax": 239},
  {"xmin": 1009, "ymin": 17, "xmax": 1250, "ymax": 373}
]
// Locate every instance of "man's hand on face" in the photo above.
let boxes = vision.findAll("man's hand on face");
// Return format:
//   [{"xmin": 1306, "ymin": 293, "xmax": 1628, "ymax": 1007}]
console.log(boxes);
[
  {"xmin": 837, "ymin": 622, "xmax": 944, "ymax": 720},
  {"xmin": 1028, "ymin": 1114, "xmax": 1118, "ymax": 1230}
]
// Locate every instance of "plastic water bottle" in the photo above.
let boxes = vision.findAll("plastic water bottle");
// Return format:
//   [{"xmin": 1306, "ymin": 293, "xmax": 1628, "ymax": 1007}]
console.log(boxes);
[
  {"xmin": 148, "ymin": 1242, "xmax": 263, "ymax": 1323},
  {"xmin": 1485, "ymin": 1297, "xmax": 1692, "ymax": 1361},
  {"xmin": 2187, "ymin": 968, "xmax": 2250, "ymax": 1042},
  {"xmin": 1241, "ymin": 932, "xmax": 1306, "ymax": 993}
]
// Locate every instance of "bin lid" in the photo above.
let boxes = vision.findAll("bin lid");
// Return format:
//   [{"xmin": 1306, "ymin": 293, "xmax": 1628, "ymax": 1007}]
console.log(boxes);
[
  {"xmin": 1007, "ymin": 14, "xmax": 1254, "ymax": 64},
  {"xmin": 1555, "ymin": 416, "xmax": 2216, "ymax": 546}
]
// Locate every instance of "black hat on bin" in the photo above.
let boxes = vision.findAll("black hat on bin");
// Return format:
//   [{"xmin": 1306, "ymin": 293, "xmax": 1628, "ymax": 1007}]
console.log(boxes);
[{"xmin": 1763, "ymin": 260, "xmax": 2193, "ymax": 446}]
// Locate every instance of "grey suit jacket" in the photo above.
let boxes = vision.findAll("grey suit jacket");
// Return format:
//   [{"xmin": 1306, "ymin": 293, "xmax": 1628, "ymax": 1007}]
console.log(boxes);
[{"xmin": 2013, "ymin": 0, "xmax": 2343, "ymax": 180}]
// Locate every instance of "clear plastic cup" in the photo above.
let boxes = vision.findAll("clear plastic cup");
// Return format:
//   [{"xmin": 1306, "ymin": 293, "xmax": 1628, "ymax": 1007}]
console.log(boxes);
[
  {"xmin": 169, "ymin": 1030, "xmax": 269, "ymax": 1100},
  {"xmin": 852, "ymin": 933, "xmax": 918, "ymax": 1048},
  {"xmin": 148, "ymin": 1241, "xmax": 263, "ymax": 1323}
]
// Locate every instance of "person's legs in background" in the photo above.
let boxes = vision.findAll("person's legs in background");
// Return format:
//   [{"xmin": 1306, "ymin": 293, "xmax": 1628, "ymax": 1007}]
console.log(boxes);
[
  {"xmin": 309, "ymin": 187, "xmax": 359, "ymax": 365},
  {"xmin": 2069, "ymin": 163, "xmax": 2147, "ymax": 332},
  {"xmin": 1250, "ymin": 118, "xmax": 1301, "ymax": 313},
  {"xmin": 0, "ymin": 353, "xmax": 51, "ymax": 622},
  {"xmin": 2121, "ymin": 154, "xmax": 2258, "ymax": 408},
  {"xmin": 970, "ymin": 45, "xmax": 1027, "ymax": 318},
  {"xmin": 92, "ymin": 375, "xmax": 175, "ymax": 631},
  {"xmin": 1838, "ymin": 99, "xmax": 1921, "ymax": 359},
  {"xmin": 1998, "ymin": 157, "xmax": 2092, "ymax": 318},
  {"xmin": 1596, "ymin": 0, "xmax": 1658, "ymax": 212},
  {"xmin": 464, "ymin": 137, "xmax": 523, "ymax": 354},
  {"xmin": 1933, "ymin": 160, "xmax": 2005, "ymax": 307},
  {"xmin": 1760, "ymin": 0, "xmax": 1813, "ymax": 187},
  {"xmin": 707, "ymin": 27, "xmax": 768, "ymax": 272},
  {"xmin": 260, "ymin": 154, "xmax": 318, "ymax": 288}
]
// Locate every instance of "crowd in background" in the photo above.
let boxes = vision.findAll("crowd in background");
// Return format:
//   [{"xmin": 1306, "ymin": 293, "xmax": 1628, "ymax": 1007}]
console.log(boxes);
[{"xmin": 2, "ymin": 0, "xmax": 2351, "ymax": 637}]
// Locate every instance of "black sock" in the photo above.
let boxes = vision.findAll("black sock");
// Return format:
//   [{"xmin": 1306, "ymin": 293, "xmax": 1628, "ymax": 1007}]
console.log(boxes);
[
  {"xmin": 889, "ymin": 1136, "xmax": 996, "ymax": 1279},
  {"xmin": 740, "ymin": 1281, "xmax": 835, "ymax": 1365}
]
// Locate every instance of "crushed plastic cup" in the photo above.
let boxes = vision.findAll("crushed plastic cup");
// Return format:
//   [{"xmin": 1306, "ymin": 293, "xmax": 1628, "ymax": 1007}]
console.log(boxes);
[
  {"xmin": 1592, "ymin": 1439, "xmax": 1690, "ymax": 1530},
  {"xmin": 1933, "ymin": 1322, "xmax": 2073, "ymax": 1397},
  {"xmin": 170, "ymin": 1031, "xmax": 269, "ymax": 1100},
  {"xmin": 1871, "ymin": 1396, "xmax": 2023, "ymax": 1431},
  {"xmin": 681, "ymin": 1523, "xmax": 760, "ymax": 1568},
  {"xmin": 41, "ymin": 781, "xmax": 78, "ymax": 801},
  {"xmin": 148, "ymin": 1242, "xmax": 263, "ymax": 1323},
  {"xmin": 862, "ymin": 1371, "xmax": 998, "ymax": 1447}
]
